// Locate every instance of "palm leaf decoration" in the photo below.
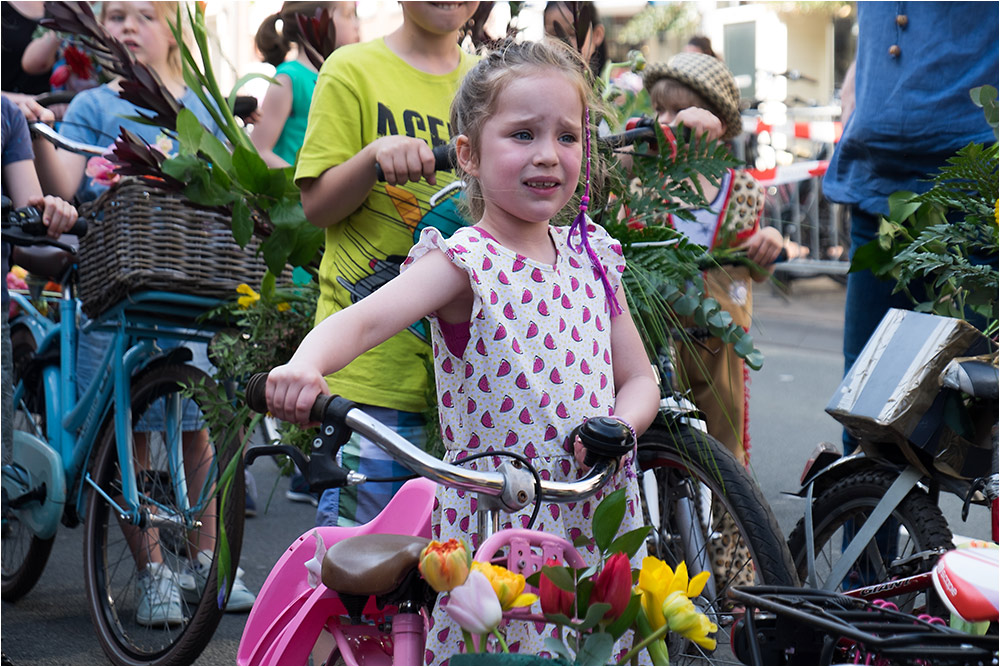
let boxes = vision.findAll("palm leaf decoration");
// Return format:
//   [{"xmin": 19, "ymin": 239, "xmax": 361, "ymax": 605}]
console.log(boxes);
[{"xmin": 597, "ymin": 123, "xmax": 765, "ymax": 369}]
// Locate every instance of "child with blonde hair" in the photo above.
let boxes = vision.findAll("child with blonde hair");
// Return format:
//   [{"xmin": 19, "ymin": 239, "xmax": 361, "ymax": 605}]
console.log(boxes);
[{"xmin": 267, "ymin": 38, "xmax": 660, "ymax": 662}]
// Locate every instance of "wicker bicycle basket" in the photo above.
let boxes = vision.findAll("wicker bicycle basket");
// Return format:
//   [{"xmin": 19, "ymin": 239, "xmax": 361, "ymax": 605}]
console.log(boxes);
[{"xmin": 77, "ymin": 177, "xmax": 273, "ymax": 318}]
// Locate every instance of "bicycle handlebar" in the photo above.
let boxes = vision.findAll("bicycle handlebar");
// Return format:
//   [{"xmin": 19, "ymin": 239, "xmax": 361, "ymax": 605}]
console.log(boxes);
[
  {"xmin": 29, "ymin": 121, "xmax": 107, "ymax": 157},
  {"xmin": 244, "ymin": 372, "xmax": 620, "ymax": 507},
  {"xmin": 2, "ymin": 197, "xmax": 88, "ymax": 241},
  {"xmin": 372, "ymin": 125, "xmax": 663, "ymax": 183}
]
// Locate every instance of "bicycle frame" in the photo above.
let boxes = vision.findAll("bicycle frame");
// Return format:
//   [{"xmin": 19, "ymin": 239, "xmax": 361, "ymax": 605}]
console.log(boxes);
[{"xmin": 11, "ymin": 285, "xmax": 222, "ymax": 529}]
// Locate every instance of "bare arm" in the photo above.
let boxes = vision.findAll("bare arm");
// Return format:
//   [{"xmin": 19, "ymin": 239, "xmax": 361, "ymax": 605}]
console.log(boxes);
[
  {"xmin": 249, "ymin": 74, "xmax": 293, "ymax": 169},
  {"xmin": 608, "ymin": 296, "xmax": 660, "ymax": 437},
  {"xmin": 15, "ymin": 96, "xmax": 86, "ymax": 199},
  {"xmin": 299, "ymin": 135, "xmax": 438, "ymax": 228},
  {"xmin": 21, "ymin": 30, "xmax": 61, "ymax": 75},
  {"xmin": 30, "ymin": 134, "xmax": 86, "ymax": 201},
  {"xmin": 266, "ymin": 249, "xmax": 471, "ymax": 422}
]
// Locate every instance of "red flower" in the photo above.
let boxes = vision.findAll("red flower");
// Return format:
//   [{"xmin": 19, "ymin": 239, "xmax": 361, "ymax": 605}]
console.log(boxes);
[
  {"xmin": 49, "ymin": 65, "xmax": 70, "ymax": 88},
  {"xmin": 539, "ymin": 557, "xmax": 575, "ymax": 618},
  {"xmin": 63, "ymin": 44, "xmax": 94, "ymax": 80},
  {"xmin": 591, "ymin": 552, "xmax": 632, "ymax": 621}
]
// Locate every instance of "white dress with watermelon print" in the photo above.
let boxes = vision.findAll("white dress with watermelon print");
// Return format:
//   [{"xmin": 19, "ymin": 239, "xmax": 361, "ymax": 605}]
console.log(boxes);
[{"xmin": 402, "ymin": 223, "xmax": 647, "ymax": 664}]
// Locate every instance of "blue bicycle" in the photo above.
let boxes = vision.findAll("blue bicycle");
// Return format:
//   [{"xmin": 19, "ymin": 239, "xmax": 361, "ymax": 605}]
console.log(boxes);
[{"xmin": 2, "ymin": 131, "xmax": 246, "ymax": 664}]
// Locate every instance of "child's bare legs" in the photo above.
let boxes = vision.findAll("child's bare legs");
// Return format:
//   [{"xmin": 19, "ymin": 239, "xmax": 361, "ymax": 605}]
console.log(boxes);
[{"xmin": 118, "ymin": 430, "xmax": 216, "ymax": 569}]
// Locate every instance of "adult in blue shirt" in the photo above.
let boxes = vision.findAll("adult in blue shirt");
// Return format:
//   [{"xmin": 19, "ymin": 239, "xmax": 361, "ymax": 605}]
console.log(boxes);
[{"xmin": 823, "ymin": 1, "xmax": 998, "ymax": 451}]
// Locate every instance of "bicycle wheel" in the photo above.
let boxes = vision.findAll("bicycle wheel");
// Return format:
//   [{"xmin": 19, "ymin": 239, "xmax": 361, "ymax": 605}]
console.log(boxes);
[
  {"xmin": 1, "ymin": 325, "xmax": 55, "ymax": 602},
  {"xmin": 638, "ymin": 422, "xmax": 797, "ymax": 665},
  {"xmin": 83, "ymin": 363, "xmax": 245, "ymax": 665},
  {"xmin": 787, "ymin": 468, "xmax": 953, "ymax": 613}
]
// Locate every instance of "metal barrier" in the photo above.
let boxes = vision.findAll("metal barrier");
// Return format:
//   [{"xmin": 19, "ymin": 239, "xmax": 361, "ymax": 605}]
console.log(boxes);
[{"xmin": 740, "ymin": 106, "xmax": 850, "ymax": 277}]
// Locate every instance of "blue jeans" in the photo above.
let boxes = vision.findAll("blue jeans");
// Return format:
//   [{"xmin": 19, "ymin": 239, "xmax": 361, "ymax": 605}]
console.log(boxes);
[{"xmin": 77, "ymin": 324, "xmax": 211, "ymax": 432}]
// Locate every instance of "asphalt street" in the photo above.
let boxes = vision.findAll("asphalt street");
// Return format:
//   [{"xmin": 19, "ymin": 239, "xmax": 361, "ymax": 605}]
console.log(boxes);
[{"xmin": 2, "ymin": 275, "xmax": 993, "ymax": 665}]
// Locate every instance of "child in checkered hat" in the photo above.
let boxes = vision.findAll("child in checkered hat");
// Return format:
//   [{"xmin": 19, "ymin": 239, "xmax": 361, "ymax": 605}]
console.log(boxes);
[
  {"xmin": 642, "ymin": 50, "xmax": 783, "ymax": 591},
  {"xmin": 642, "ymin": 51, "xmax": 783, "ymax": 465}
]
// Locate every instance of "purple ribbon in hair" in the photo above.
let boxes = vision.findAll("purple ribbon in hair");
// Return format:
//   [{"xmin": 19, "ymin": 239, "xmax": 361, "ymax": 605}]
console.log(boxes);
[{"xmin": 568, "ymin": 107, "xmax": 623, "ymax": 317}]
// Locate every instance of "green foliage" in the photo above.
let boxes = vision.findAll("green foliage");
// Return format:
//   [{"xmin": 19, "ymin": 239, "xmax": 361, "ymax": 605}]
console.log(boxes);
[
  {"xmin": 851, "ymin": 88, "xmax": 999, "ymax": 336},
  {"xmin": 599, "ymin": 124, "xmax": 765, "ymax": 369},
  {"xmin": 616, "ymin": 4, "xmax": 697, "ymax": 46},
  {"xmin": 164, "ymin": 4, "xmax": 323, "ymax": 276}
]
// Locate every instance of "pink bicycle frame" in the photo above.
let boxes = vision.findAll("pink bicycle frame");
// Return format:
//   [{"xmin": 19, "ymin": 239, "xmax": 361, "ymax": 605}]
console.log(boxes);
[
  {"xmin": 237, "ymin": 478, "xmax": 436, "ymax": 666},
  {"xmin": 238, "ymin": 482, "xmax": 598, "ymax": 665}
]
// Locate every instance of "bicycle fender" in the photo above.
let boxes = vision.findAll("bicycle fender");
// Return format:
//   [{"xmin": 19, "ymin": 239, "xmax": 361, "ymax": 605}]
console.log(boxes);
[
  {"xmin": 786, "ymin": 453, "xmax": 896, "ymax": 498},
  {"xmin": 3, "ymin": 431, "xmax": 66, "ymax": 539},
  {"xmin": 133, "ymin": 345, "xmax": 194, "ymax": 377},
  {"xmin": 11, "ymin": 313, "xmax": 50, "ymax": 351}
]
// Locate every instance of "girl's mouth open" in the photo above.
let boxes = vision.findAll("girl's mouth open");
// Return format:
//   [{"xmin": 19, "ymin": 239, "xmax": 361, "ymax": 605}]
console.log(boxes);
[{"xmin": 525, "ymin": 179, "xmax": 561, "ymax": 192}]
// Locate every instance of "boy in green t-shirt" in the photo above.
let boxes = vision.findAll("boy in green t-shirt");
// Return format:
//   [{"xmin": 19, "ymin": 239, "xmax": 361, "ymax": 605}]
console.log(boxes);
[{"xmin": 294, "ymin": 2, "xmax": 480, "ymax": 527}]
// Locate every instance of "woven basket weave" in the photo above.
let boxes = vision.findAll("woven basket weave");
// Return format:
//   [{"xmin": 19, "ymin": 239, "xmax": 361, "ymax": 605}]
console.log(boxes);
[{"xmin": 77, "ymin": 177, "xmax": 273, "ymax": 318}]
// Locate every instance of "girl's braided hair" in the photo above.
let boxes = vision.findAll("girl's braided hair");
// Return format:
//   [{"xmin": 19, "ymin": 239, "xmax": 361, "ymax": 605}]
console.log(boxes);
[{"xmin": 450, "ymin": 38, "xmax": 610, "ymax": 223}]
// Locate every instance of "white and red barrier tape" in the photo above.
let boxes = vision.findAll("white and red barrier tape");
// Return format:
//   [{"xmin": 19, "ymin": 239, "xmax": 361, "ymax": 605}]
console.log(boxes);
[{"xmin": 747, "ymin": 159, "xmax": 829, "ymax": 187}]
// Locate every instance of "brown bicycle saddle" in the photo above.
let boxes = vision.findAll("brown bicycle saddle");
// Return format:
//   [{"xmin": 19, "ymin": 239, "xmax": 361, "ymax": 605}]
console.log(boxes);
[
  {"xmin": 322, "ymin": 534, "xmax": 430, "ymax": 597},
  {"xmin": 11, "ymin": 234, "xmax": 79, "ymax": 283}
]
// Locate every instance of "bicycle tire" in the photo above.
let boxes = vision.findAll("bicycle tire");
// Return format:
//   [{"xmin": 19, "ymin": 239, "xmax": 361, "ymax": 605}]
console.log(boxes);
[
  {"xmin": 83, "ymin": 363, "xmax": 245, "ymax": 665},
  {"xmin": 787, "ymin": 468, "xmax": 953, "ymax": 613},
  {"xmin": 1, "ymin": 326, "xmax": 55, "ymax": 602},
  {"xmin": 638, "ymin": 422, "xmax": 797, "ymax": 665}
]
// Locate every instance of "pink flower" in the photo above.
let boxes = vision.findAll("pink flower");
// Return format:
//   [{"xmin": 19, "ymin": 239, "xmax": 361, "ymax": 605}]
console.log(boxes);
[
  {"xmin": 6, "ymin": 272, "xmax": 28, "ymax": 318},
  {"xmin": 85, "ymin": 156, "xmax": 120, "ymax": 187},
  {"xmin": 444, "ymin": 570, "xmax": 502, "ymax": 635}
]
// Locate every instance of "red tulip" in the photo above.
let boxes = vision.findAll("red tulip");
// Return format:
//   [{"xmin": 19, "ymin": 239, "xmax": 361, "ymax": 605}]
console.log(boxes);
[
  {"xmin": 49, "ymin": 65, "xmax": 70, "ymax": 88},
  {"xmin": 591, "ymin": 552, "xmax": 632, "ymax": 621},
  {"xmin": 539, "ymin": 557, "xmax": 575, "ymax": 618}
]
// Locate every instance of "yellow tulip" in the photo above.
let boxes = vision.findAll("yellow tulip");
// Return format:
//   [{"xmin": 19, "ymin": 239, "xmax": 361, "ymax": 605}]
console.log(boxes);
[
  {"xmin": 662, "ymin": 590, "xmax": 718, "ymax": 650},
  {"xmin": 236, "ymin": 283, "xmax": 260, "ymax": 309},
  {"xmin": 471, "ymin": 561, "xmax": 538, "ymax": 610},
  {"xmin": 419, "ymin": 539, "xmax": 471, "ymax": 593},
  {"xmin": 635, "ymin": 556, "xmax": 711, "ymax": 631}
]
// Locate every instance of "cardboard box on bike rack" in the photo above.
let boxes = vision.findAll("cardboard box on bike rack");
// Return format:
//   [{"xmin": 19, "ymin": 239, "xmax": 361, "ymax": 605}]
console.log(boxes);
[{"xmin": 825, "ymin": 309, "xmax": 984, "ymax": 475}]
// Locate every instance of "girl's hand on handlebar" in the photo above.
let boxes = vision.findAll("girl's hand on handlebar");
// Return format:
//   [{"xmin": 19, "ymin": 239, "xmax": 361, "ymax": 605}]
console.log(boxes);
[
  {"xmin": 29, "ymin": 194, "xmax": 77, "ymax": 238},
  {"xmin": 265, "ymin": 363, "xmax": 330, "ymax": 425},
  {"xmin": 371, "ymin": 135, "xmax": 437, "ymax": 187}
]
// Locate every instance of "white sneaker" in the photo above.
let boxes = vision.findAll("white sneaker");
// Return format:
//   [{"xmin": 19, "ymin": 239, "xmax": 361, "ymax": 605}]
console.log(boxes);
[
  {"xmin": 178, "ymin": 549, "xmax": 256, "ymax": 613},
  {"xmin": 136, "ymin": 562, "xmax": 185, "ymax": 626}
]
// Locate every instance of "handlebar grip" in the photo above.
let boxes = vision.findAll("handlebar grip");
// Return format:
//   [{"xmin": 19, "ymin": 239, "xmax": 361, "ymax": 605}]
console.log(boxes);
[
  {"xmin": 245, "ymin": 373, "xmax": 270, "ymax": 414},
  {"xmin": 2, "ymin": 205, "xmax": 87, "ymax": 239},
  {"xmin": 599, "ymin": 126, "xmax": 657, "ymax": 149},
  {"xmin": 34, "ymin": 91, "xmax": 75, "ymax": 107},
  {"xmin": 245, "ymin": 371, "xmax": 334, "ymax": 424},
  {"xmin": 374, "ymin": 143, "xmax": 456, "ymax": 183}
]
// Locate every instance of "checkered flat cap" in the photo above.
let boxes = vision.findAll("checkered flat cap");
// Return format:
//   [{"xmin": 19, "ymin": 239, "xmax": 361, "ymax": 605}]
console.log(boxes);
[{"xmin": 643, "ymin": 52, "xmax": 743, "ymax": 141}]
